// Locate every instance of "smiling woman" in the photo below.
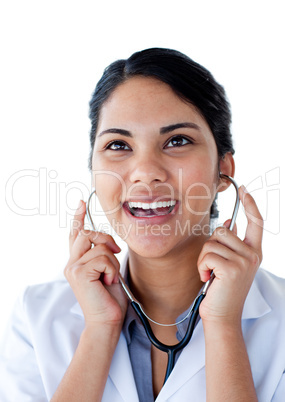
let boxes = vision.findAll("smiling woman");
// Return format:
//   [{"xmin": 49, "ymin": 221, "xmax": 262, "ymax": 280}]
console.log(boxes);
[
  {"xmin": 91, "ymin": 76, "xmax": 227, "ymax": 260},
  {"xmin": 1, "ymin": 48, "xmax": 285, "ymax": 402}
]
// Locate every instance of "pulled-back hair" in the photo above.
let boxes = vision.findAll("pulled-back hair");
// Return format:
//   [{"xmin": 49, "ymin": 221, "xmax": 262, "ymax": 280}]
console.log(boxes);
[{"xmin": 88, "ymin": 48, "xmax": 235, "ymax": 218}]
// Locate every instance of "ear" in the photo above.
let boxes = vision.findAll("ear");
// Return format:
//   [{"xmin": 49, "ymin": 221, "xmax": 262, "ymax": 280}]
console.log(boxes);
[{"xmin": 217, "ymin": 153, "xmax": 235, "ymax": 193}]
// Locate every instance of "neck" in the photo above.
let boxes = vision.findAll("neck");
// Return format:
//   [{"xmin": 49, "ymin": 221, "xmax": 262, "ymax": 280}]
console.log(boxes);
[{"xmin": 127, "ymin": 236, "xmax": 206, "ymax": 325}]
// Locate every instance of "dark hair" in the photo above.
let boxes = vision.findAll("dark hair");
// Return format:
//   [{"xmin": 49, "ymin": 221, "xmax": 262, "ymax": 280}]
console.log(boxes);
[{"xmin": 88, "ymin": 48, "xmax": 235, "ymax": 218}]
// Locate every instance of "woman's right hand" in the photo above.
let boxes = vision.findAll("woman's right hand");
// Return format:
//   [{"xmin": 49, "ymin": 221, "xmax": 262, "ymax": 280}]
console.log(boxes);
[{"xmin": 64, "ymin": 200, "xmax": 128, "ymax": 329}]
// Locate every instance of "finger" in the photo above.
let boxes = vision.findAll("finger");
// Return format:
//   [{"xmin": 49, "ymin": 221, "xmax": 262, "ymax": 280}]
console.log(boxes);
[
  {"xmin": 240, "ymin": 186, "xmax": 263, "ymax": 250},
  {"xmin": 66, "ymin": 254, "xmax": 119, "ymax": 286},
  {"xmin": 199, "ymin": 226, "xmax": 251, "ymax": 263},
  {"xmin": 223, "ymin": 219, "xmax": 237, "ymax": 235},
  {"xmin": 198, "ymin": 239, "xmax": 239, "ymax": 268},
  {"xmin": 80, "ymin": 243, "xmax": 120, "ymax": 272},
  {"xmin": 198, "ymin": 252, "xmax": 229, "ymax": 282},
  {"xmin": 70, "ymin": 230, "xmax": 121, "ymax": 264},
  {"xmin": 84, "ymin": 254, "xmax": 119, "ymax": 286},
  {"xmin": 69, "ymin": 200, "xmax": 86, "ymax": 251}
]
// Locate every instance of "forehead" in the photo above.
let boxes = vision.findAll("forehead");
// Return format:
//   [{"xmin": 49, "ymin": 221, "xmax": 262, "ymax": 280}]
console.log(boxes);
[
  {"xmin": 106, "ymin": 76, "xmax": 177, "ymax": 103},
  {"xmin": 98, "ymin": 76, "xmax": 209, "ymax": 130}
]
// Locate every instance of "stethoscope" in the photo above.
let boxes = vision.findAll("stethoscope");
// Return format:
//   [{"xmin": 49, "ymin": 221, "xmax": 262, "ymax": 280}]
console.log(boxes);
[{"xmin": 86, "ymin": 174, "xmax": 240, "ymax": 384}]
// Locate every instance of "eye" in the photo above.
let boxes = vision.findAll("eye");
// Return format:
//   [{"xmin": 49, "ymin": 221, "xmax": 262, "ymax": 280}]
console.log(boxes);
[
  {"xmin": 164, "ymin": 135, "xmax": 193, "ymax": 148},
  {"xmin": 105, "ymin": 140, "xmax": 131, "ymax": 151}
]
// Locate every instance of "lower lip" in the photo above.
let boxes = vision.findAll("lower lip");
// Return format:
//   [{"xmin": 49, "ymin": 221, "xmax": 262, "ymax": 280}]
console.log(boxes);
[{"xmin": 123, "ymin": 202, "xmax": 180, "ymax": 224}]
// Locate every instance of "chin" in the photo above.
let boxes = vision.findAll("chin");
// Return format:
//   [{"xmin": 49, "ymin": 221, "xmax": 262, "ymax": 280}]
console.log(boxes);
[
  {"xmin": 129, "ymin": 246, "xmax": 170, "ymax": 259},
  {"xmin": 125, "ymin": 235, "xmax": 181, "ymax": 259}
]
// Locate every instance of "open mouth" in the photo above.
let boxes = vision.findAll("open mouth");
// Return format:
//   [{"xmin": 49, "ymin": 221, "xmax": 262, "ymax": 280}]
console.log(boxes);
[{"xmin": 125, "ymin": 200, "xmax": 177, "ymax": 218}]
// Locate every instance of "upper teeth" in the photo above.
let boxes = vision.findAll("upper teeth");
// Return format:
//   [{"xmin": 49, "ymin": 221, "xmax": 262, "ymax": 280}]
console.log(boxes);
[{"xmin": 128, "ymin": 200, "xmax": 176, "ymax": 209}]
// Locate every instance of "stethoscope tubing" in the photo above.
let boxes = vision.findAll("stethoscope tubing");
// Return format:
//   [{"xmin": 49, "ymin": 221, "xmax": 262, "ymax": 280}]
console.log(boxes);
[{"xmin": 131, "ymin": 292, "xmax": 205, "ymax": 383}]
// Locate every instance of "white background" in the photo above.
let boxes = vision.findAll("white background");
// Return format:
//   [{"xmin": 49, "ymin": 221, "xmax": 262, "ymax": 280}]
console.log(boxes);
[{"xmin": 1, "ymin": 0, "xmax": 284, "ymax": 337}]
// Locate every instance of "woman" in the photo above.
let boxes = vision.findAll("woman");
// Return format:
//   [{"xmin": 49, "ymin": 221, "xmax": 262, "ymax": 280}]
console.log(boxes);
[{"xmin": 1, "ymin": 48, "xmax": 285, "ymax": 401}]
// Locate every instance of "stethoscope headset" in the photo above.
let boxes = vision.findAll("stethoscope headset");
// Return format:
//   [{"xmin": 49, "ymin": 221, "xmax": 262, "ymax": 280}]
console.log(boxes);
[{"xmin": 86, "ymin": 174, "xmax": 240, "ymax": 383}]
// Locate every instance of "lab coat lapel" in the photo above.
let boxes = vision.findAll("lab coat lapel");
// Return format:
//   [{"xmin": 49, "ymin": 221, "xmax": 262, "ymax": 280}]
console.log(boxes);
[
  {"xmin": 70, "ymin": 303, "xmax": 139, "ymax": 402},
  {"xmin": 108, "ymin": 333, "xmax": 139, "ymax": 402},
  {"xmin": 156, "ymin": 319, "xmax": 205, "ymax": 401}
]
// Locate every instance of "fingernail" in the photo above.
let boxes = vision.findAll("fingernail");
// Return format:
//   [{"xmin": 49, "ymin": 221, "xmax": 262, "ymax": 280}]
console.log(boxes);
[
  {"xmin": 77, "ymin": 200, "xmax": 82, "ymax": 209},
  {"xmin": 241, "ymin": 185, "xmax": 248, "ymax": 194},
  {"xmin": 222, "ymin": 220, "xmax": 230, "ymax": 229}
]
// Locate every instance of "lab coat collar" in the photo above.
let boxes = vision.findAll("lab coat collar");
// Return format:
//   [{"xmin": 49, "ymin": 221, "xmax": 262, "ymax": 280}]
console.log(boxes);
[{"xmin": 242, "ymin": 277, "xmax": 271, "ymax": 319}]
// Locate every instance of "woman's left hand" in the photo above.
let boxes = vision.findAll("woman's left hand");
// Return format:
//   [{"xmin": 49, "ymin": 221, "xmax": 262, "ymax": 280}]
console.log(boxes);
[{"xmin": 198, "ymin": 185, "xmax": 263, "ymax": 325}]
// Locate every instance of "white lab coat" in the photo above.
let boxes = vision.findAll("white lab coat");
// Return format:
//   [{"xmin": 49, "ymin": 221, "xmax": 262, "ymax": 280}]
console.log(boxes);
[{"xmin": 0, "ymin": 265, "xmax": 285, "ymax": 401}]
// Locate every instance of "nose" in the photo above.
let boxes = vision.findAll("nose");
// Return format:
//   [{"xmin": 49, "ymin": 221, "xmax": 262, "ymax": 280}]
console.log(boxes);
[{"xmin": 129, "ymin": 152, "xmax": 168, "ymax": 185}]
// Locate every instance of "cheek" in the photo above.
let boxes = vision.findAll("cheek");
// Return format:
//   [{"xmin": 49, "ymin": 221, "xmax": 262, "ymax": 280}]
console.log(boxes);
[
  {"xmin": 94, "ymin": 174, "xmax": 125, "ymax": 212},
  {"xmin": 180, "ymin": 164, "xmax": 218, "ymax": 214},
  {"xmin": 92, "ymin": 152, "xmax": 127, "ymax": 211}
]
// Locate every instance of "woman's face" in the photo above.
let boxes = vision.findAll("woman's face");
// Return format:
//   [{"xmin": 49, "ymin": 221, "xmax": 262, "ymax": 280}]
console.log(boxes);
[{"xmin": 92, "ymin": 77, "xmax": 222, "ymax": 257}]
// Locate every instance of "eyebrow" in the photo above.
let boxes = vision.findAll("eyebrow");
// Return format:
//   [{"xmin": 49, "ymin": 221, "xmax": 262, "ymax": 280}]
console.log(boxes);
[
  {"xmin": 98, "ymin": 122, "xmax": 200, "ymax": 138},
  {"xmin": 98, "ymin": 128, "xmax": 132, "ymax": 138},
  {"xmin": 160, "ymin": 122, "xmax": 200, "ymax": 134}
]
